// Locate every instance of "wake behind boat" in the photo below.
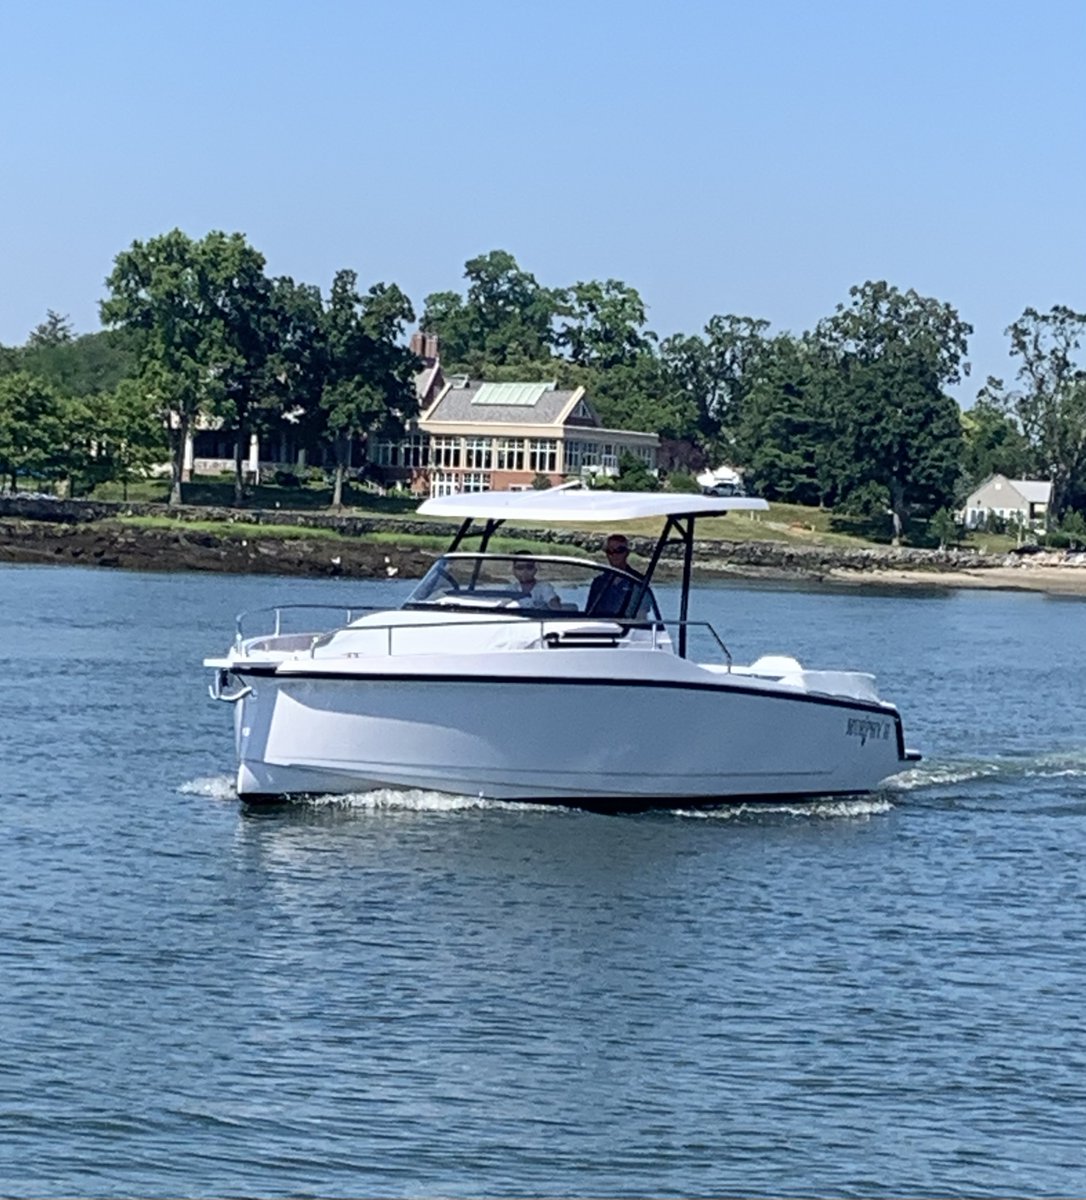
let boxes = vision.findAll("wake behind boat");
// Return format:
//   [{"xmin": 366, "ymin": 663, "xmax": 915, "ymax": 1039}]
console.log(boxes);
[{"xmin": 205, "ymin": 488, "xmax": 919, "ymax": 808}]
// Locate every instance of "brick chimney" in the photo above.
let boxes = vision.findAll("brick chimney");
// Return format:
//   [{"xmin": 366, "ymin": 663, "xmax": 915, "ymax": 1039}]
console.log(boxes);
[{"xmin": 410, "ymin": 330, "xmax": 440, "ymax": 364}]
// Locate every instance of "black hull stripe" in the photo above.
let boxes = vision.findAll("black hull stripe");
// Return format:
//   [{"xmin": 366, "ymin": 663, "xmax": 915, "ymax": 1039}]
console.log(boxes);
[{"xmin": 231, "ymin": 665, "xmax": 896, "ymax": 716}]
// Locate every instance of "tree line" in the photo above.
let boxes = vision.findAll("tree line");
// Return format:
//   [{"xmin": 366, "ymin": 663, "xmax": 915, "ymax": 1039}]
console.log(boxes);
[{"xmin": 1, "ymin": 232, "xmax": 1083, "ymax": 540}]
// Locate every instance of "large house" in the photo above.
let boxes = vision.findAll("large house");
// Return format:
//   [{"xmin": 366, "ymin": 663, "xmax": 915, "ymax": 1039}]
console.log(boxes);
[
  {"xmin": 368, "ymin": 377, "xmax": 659, "ymax": 496},
  {"xmin": 962, "ymin": 474, "xmax": 1052, "ymax": 529}
]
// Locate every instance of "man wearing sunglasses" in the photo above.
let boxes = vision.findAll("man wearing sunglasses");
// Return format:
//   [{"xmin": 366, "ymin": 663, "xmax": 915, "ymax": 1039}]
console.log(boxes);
[
  {"xmin": 586, "ymin": 534, "xmax": 647, "ymax": 618},
  {"xmin": 507, "ymin": 551, "xmax": 562, "ymax": 610}
]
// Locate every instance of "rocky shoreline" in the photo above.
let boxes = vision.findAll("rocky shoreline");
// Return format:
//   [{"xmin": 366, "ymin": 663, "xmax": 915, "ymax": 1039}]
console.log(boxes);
[{"xmin": 1, "ymin": 495, "xmax": 1084, "ymax": 593}]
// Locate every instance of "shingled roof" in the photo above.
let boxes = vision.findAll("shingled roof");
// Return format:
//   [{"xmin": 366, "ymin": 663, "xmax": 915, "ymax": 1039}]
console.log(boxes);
[{"xmin": 425, "ymin": 380, "xmax": 582, "ymax": 426}]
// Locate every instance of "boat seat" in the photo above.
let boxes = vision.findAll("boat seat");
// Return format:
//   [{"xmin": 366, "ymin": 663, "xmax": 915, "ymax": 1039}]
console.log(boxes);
[{"xmin": 544, "ymin": 621, "xmax": 624, "ymax": 648}]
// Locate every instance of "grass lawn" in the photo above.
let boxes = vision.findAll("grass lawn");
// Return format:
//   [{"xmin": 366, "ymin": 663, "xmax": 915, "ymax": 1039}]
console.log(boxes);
[
  {"xmin": 80, "ymin": 475, "xmax": 1022, "ymax": 554},
  {"xmin": 116, "ymin": 515, "xmax": 594, "ymax": 558},
  {"xmin": 90, "ymin": 475, "xmax": 419, "ymax": 515}
]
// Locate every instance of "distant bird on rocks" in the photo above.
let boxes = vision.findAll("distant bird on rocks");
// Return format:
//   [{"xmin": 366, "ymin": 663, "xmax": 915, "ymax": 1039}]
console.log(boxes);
[{"xmin": 384, "ymin": 555, "xmax": 399, "ymax": 578}]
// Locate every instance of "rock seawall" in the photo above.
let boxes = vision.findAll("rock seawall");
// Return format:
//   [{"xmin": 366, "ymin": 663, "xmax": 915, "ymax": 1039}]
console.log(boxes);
[{"xmin": 0, "ymin": 494, "xmax": 1058, "ymax": 582}]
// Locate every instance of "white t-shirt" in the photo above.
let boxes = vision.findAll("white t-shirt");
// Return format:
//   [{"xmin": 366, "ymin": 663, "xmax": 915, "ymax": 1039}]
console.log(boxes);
[{"xmin": 509, "ymin": 579, "xmax": 558, "ymax": 608}]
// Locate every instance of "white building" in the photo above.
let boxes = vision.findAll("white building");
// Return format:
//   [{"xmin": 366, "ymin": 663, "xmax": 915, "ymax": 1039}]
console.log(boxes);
[{"xmin": 962, "ymin": 474, "xmax": 1051, "ymax": 529}]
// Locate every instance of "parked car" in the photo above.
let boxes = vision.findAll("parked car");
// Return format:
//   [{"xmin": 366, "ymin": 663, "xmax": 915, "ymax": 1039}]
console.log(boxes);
[{"xmin": 702, "ymin": 482, "xmax": 746, "ymax": 498}]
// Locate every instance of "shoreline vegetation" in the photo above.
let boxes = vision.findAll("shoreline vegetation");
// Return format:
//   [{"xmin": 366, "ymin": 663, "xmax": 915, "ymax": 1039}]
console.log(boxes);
[{"xmin": 3, "ymin": 495, "xmax": 1086, "ymax": 596}]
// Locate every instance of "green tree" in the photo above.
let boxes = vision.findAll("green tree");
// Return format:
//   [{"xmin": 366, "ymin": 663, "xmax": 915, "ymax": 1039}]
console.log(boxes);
[
  {"xmin": 101, "ymin": 229, "xmax": 275, "ymax": 507},
  {"xmin": 101, "ymin": 229, "xmax": 216, "ymax": 505},
  {"xmin": 27, "ymin": 310, "xmax": 74, "ymax": 347},
  {"xmin": 418, "ymin": 291, "xmax": 471, "ymax": 365},
  {"xmin": 421, "ymin": 250, "xmax": 558, "ymax": 372},
  {"xmin": 555, "ymin": 280, "xmax": 651, "ymax": 369},
  {"xmin": 657, "ymin": 333, "xmax": 713, "ymax": 444},
  {"xmin": 79, "ymin": 379, "xmax": 169, "ymax": 498},
  {"xmin": 197, "ymin": 232, "xmax": 278, "ymax": 505},
  {"xmin": 733, "ymin": 335, "xmax": 838, "ymax": 505},
  {"xmin": 318, "ymin": 271, "xmax": 417, "ymax": 509},
  {"xmin": 260, "ymin": 276, "xmax": 327, "ymax": 471},
  {"xmin": 959, "ymin": 396, "xmax": 1032, "ymax": 490},
  {"xmin": 929, "ymin": 506, "xmax": 961, "ymax": 550},
  {"xmin": 581, "ymin": 353, "xmax": 693, "ymax": 440},
  {"xmin": 19, "ymin": 327, "xmax": 138, "ymax": 398},
  {"xmin": 0, "ymin": 372, "xmax": 68, "ymax": 490},
  {"xmin": 657, "ymin": 315, "xmax": 771, "ymax": 454},
  {"xmin": 979, "ymin": 305, "xmax": 1086, "ymax": 525},
  {"xmin": 1057, "ymin": 508, "xmax": 1086, "ymax": 549},
  {"xmin": 816, "ymin": 281, "xmax": 970, "ymax": 543}
]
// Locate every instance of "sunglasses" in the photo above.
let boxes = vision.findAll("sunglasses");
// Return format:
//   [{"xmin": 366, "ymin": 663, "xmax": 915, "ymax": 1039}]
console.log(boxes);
[{"xmin": 606, "ymin": 546, "xmax": 629, "ymax": 555}]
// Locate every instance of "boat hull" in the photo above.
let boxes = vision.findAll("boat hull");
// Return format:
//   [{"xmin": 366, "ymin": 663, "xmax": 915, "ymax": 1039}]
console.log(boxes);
[{"xmin": 227, "ymin": 665, "xmax": 912, "ymax": 806}]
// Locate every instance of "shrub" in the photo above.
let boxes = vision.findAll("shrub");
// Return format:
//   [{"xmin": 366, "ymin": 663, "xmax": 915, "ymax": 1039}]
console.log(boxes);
[
  {"xmin": 928, "ymin": 507, "xmax": 961, "ymax": 550},
  {"xmin": 664, "ymin": 469, "xmax": 702, "ymax": 494}
]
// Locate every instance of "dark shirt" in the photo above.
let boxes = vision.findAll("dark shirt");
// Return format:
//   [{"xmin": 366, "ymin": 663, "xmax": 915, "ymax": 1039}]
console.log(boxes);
[{"xmin": 587, "ymin": 565, "xmax": 645, "ymax": 618}]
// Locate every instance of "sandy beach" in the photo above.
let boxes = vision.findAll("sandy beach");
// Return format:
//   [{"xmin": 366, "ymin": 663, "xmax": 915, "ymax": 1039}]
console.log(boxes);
[{"xmin": 825, "ymin": 563, "xmax": 1086, "ymax": 595}]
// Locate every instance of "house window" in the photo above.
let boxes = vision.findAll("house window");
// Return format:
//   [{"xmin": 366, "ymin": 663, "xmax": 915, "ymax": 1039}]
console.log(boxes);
[
  {"xmin": 401, "ymin": 435, "xmax": 429, "ymax": 468},
  {"xmin": 460, "ymin": 472, "xmax": 491, "ymax": 493},
  {"xmin": 564, "ymin": 439, "xmax": 591, "ymax": 472},
  {"xmin": 464, "ymin": 437, "xmax": 493, "ymax": 469},
  {"xmin": 494, "ymin": 438, "xmax": 524, "ymax": 471},
  {"xmin": 429, "ymin": 471, "xmax": 460, "ymax": 497},
  {"xmin": 528, "ymin": 439, "xmax": 557, "ymax": 473},
  {"xmin": 372, "ymin": 435, "xmax": 429, "ymax": 468},
  {"xmin": 431, "ymin": 436, "xmax": 462, "ymax": 469},
  {"xmin": 371, "ymin": 439, "xmax": 398, "ymax": 466}
]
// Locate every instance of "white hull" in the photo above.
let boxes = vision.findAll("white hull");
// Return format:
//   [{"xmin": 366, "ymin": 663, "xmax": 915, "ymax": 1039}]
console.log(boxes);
[{"xmin": 227, "ymin": 653, "xmax": 911, "ymax": 806}]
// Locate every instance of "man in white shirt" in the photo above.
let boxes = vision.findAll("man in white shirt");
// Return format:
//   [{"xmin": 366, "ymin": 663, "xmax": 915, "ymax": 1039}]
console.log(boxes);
[{"xmin": 508, "ymin": 553, "xmax": 562, "ymax": 610}]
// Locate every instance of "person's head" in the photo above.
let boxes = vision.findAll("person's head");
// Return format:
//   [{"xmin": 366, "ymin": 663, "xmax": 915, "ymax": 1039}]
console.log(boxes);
[
  {"xmin": 604, "ymin": 535, "xmax": 631, "ymax": 569},
  {"xmin": 512, "ymin": 551, "xmax": 537, "ymax": 587}
]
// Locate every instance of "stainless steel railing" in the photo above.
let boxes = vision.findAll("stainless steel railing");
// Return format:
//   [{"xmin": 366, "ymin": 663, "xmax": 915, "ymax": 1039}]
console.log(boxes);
[{"xmin": 230, "ymin": 603, "xmax": 732, "ymax": 668}]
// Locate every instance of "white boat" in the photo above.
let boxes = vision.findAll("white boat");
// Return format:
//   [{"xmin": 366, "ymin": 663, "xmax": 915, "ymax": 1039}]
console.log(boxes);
[{"xmin": 205, "ymin": 488, "xmax": 919, "ymax": 808}]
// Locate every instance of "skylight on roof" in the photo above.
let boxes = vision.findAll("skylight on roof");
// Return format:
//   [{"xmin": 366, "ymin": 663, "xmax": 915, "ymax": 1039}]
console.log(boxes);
[{"xmin": 471, "ymin": 382, "xmax": 556, "ymax": 407}]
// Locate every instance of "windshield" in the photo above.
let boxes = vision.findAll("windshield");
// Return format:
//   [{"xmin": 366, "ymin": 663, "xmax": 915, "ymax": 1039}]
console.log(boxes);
[{"xmin": 405, "ymin": 553, "xmax": 660, "ymax": 619}]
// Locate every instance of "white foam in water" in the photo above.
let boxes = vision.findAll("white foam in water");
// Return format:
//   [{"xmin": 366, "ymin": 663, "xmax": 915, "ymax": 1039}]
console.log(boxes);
[
  {"xmin": 303, "ymin": 788, "xmax": 540, "ymax": 813},
  {"xmin": 178, "ymin": 774, "xmax": 238, "ymax": 801},
  {"xmin": 890, "ymin": 749, "xmax": 1086, "ymax": 793},
  {"xmin": 1024, "ymin": 749, "xmax": 1086, "ymax": 778},
  {"xmin": 887, "ymin": 762, "xmax": 1002, "ymax": 790},
  {"xmin": 672, "ymin": 795, "xmax": 894, "ymax": 820}
]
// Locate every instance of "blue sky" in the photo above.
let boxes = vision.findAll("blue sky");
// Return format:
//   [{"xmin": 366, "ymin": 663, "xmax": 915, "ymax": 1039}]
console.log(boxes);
[{"xmin": 2, "ymin": 0, "xmax": 1082, "ymax": 401}]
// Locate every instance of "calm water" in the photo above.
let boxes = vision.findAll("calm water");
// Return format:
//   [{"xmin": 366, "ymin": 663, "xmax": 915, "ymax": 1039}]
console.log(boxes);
[{"xmin": 2, "ymin": 563, "xmax": 1085, "ymax": 1198}]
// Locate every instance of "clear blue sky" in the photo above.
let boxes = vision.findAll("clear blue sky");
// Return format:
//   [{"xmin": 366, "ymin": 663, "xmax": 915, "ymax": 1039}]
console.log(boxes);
[{"xmin": 2, "ymin": 0, "xmax": 1082, "ymax": 401}]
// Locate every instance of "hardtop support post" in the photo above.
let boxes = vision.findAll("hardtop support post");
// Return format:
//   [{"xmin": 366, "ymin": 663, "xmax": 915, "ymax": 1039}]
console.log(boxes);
[
  {"xmin": 641, "ymin": 515, "xmax": 694, "ymax": 659},
  {"xmin": 677, "ymin": 516, "xmax": 695, "ymax": 659},
  {"xmin": 447, "ymin": 519, "xmax": 473, "ymax": 551},
  {"xmin": 448, "ymin": 517, "xmax": 504, "ymax": 552},
  {"xmin": 478, "ymin": 518, "xmax": 503, "ymax": 552}
]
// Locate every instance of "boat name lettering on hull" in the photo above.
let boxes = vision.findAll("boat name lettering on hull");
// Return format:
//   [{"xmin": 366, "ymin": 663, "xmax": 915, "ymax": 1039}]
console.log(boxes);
[{"xmin": 846, "ymin": 717, "xmax": 891, "ymax": 746}]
